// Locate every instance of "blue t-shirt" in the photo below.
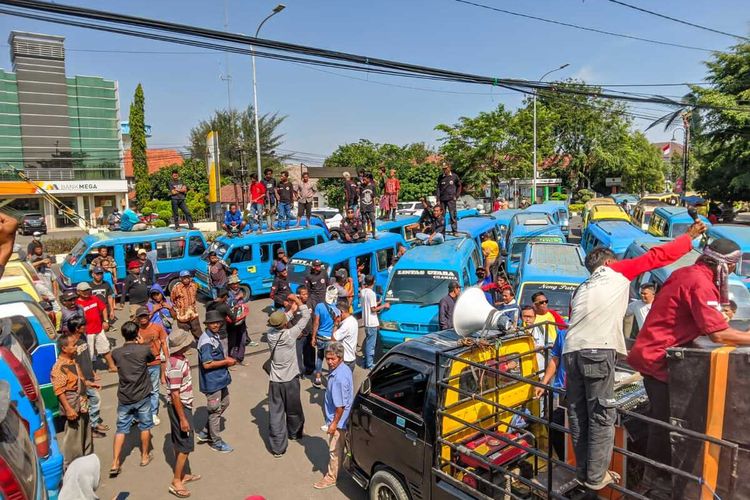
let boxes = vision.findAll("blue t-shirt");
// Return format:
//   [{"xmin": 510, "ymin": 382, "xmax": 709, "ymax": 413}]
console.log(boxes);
[
  {"xmin": 224, "ymin": 210, "xmax": 243, "ymax": 226},
  {"xmin": 197, "ymin": 330, "xmax": 231, "ymax": 394},
  {"xmin": 325, "ymin": 362, "xmax": 353, "ymax": 429},
  {"xmin": 314, "ymin": 302, "xmax": 340, "ymax": 339},
  {"xmin": 120, "ymin": 208, "xmax": 141, "ymax": 231},
  {"xmin": 550, "ymin": 329, "xmax": 567, "ymax": 390}
]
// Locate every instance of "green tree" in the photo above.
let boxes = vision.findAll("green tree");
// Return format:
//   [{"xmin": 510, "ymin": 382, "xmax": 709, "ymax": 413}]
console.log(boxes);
[
  {"xmin": 129, "ymin": 84, "xmax": 150, "ymax": 207},
  {"xmin": 146, "ymin": 158, "xmax": 209, "ymax": 219},
  {"xmin": 692, "ymin": 40, "xmax": 750, "ymax": 201},
  {"xmin": 619, "ymin": 132, "xmax": 666, "ymax": 194},
  {"xmin": 188, "ymin": 107, "xmax": 291, "ymax": 177}
]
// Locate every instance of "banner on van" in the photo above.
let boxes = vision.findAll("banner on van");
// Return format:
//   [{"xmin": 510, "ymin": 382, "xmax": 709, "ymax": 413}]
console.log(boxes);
[
  {"xmin": 532, "ymin": 283, "xmax": 579, "ymax": 292},
  {"xmin": 515, "ymin": 236, "xmax": 564, "ymax": 244},
  {"xmin": 395, "ymin": 269, "xmax": 458, "ymax": 280}
]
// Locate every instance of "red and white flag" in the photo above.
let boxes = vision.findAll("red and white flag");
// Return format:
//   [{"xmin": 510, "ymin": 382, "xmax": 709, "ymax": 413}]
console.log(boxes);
[{"xmin": 661, "ymin": 143, "xmax": 671, "ymax": 156}]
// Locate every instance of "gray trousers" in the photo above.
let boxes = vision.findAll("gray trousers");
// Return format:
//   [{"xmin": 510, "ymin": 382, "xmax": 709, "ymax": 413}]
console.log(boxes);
[
  {"xmin": 60, "ymin": 412, "xmax": 93, "ymax": 469},
  {"xmin": 203, "ymin": 387, "xmax": 230, "ymax": 446},
  {"xmin": 268, "ymin": 378, "xmax": 305, "ymax": 455},
  {"xmin": 563, "ymin": 349, "xmax": 616, "ymax": 487}
]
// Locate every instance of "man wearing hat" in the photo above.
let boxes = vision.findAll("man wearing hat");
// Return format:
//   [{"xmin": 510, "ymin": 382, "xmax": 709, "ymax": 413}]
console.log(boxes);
[
  {"xmin": 196, "ymin": 310, "xmax": 236, "ymax": 453},
  {"xmin": 342, "ymin": 171, "xmax": 359, "ymax": 213},
  {"xmin": 266, "ymin": 294, "xmax": 311, "ymax": 457},
  {"xmin": 171, "ymin": 270, "xmax": 201, "ymax": 338},
  {"xmin": 26, "ymin": 231, "xmax": 43, "ymax": 257},
  {"xmin": 628, "ymin": 238, "xmax": 750, "ymax": 497},
  {"xmin": 165, "ymin": 329, "xmax": 200, "ymax": 497},
  {"xmin": 304, "ymin": 259, "xmax": 328, "ymax": 307},
  {"xmin": 227, "ymin": 275, "xmax": 252, "ymax": 362},
  {"xmin": 76, "ymin": 282, "xmax": 116, "ymax": 372},
  {"xmin": 61, "ymin": 289, "xmax": 84, "ymax": 336},
  {"xmin": 135, "ymin": 306, "xmax": 169, "ymax": 426},
  {"xmin": 124, "ymin": 259, "xmax": 150, "ymax": 319},
  {"xmin": 137, "ymin": 248, "xmax": 155, "ymax": 286}
]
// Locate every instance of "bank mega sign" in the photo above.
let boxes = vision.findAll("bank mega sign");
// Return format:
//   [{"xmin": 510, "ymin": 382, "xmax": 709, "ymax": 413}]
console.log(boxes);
[{"xmin": 37, "ymin": 179, "xmax": 129, "ymax": 194}]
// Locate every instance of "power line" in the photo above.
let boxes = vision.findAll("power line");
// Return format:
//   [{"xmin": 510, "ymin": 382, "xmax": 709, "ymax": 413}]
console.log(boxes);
[
  {"xmin": 452, "ymin": 0, "xmax": 718, "ymax": 52},
  {"xmin": 606, "ymin": 0, "xmax": 750, "ymax": 41}
]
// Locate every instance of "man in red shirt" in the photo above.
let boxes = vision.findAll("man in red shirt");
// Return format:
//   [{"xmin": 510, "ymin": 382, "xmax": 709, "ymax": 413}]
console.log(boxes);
[
  {"xmin": 628, "ymin": 238, "xmax": 750, "ymax": 496},
  {"xmin": 249, "ymin": 173, "xmax": 266, "ymax": 231},
  {"xmin": 76, "ymin": 282, "xmax": 115, "ymax": 372}
]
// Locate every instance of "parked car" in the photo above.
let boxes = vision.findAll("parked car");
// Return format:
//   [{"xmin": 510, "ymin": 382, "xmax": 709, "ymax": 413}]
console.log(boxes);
[
  {"xmin": 312, "ymin": 208, "xmax": 343, "ymax": 230},
  {"xmin": 397, "ymin": 201, "xmax": 422, "ymax": 216},
  {"xmin": 19, "ymin": 213, "xmax": 47, "ymax": 236}
]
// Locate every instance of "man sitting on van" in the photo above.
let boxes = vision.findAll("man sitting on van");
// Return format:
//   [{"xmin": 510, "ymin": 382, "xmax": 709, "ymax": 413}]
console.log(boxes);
[
  {"xmin": 415, "ymin": 205, "xmax": 445, "ymax": 245},
  {"xmin": 120, "ymin": 205, "xmax": 148, "ymax": 232},
  {"xmin": 222, "ymin": 204, "xmax": 246, "ymax": 237},
  {"xmin": 340, "ymin": 208, "xmax": 364, "ymax": 243}
]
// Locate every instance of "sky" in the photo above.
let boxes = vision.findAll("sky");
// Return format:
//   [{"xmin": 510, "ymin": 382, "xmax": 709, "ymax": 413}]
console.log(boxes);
[{"xmin": 1, "ymin": 0, "xmax": 748, "ymax": 165}]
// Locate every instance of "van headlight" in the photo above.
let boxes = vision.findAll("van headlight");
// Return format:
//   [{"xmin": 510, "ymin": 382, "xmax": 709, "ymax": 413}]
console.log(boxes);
[{"xmin": 380, "ymin": 321, "xmax": 398, "ymax": 331}]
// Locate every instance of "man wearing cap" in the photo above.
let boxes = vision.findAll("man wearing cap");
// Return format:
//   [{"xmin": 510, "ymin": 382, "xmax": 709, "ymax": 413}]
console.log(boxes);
[
  {"xmin": 147, "ymin": 284, "xmax": 174, "ymax": 335},
  {"xmin": 267, "ymin": 294, "xmax": 311, "ymax": 457},
  {"xmin": 304, "ymin": 259, "xmax": 328, "ymax": 307},
  {"xmin": 208, "ymin": 251, "xmax": 229, "ymax": 300},
  {"xmin": 137, "ymin": 248, "xmax": 155, "ymax": 286},
  {"xmin": 124, "ymin": 260, "xmax": 150, "ymax": 319},
  {"xmin": 311, "ymin": 286, "xmax": 341, "ymax": 388},
  {"xmin": 26, "ymin": 231, "xmax": 43, "ymax": 257},
  {"xmin": 135, "ymin": 307, "xmax": 169, "ymax": 426},
  {"xmin": 628, "ymin": 238, "xmax": 750, "ymax": 496},
  {"xmin": 90, "ymin": 267, "xmax": 116, "ymax": 320},
  {"xmin": 270, "ymin": 266, "xmax": 291, "ymax": 310},
  {"xmin": 76, "ymin": 282, "xmax": 115, "ymax": 372},
  {"xmin": 61, "ymin": 290, "xmax": 84, "ymax": 336},
  {"xmin": 206, "ymin": 288, "xmax": 232, "ymax": 354},
  {"xmin": 90, "ymin": 247, "xmax": 118, "ymax": 305},
  {"xmin": 172, "ymin": 271, "xmax": 201, "ymax": 339},
  {"xmin": 196, "ymin": 310, "xmax": 236, "ymax": 453},
  {"xmin": 227, "ymin": 275, "xmax": 252, "ymax": 361},
  {"xmin": 166, "ymin": 329, "xmax": 200, "ymax": 497}
]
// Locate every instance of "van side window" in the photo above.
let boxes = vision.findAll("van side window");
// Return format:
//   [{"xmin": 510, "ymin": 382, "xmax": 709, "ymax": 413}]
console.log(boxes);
[
  {"xmin": 370, "ymin": 358, "xmax": 430, "ymax": 417},
  {"xmin": 10, "ymin": 315, "xmax": 38, "ymax": 353},
  {"xmin": 85, "ymin": 246, "xmax": 114, "ymax": 266},
  {"xmin": 376, "ymin": 248, "xmax": 394, "ymax": 272},
  {"xmin": 156, "ymin": 239, "xmax": 186, "ymax": 260},
  {"xmin": 260, "ymin": 243, "xmax": 283, "ymax": 263},
  {"xmin": 462, "ymin": 269, "xmax": 470, "ymax": 288},
  {"xmin": 229, "ymin": 246, "xmax": 253, "ymax": 264},
  {"xmin": 188, "ymin": 236, "xmax": 206, "ymax": 257},
  {"xmin": 287, "ymin": 238, "xmax": 315, "ymax": 257},
  {"xmin": 471, "ymin": 249, "xmax": 481, "ymax": 270},
  {"xmin": 316, "ymin": 236, "xmax": 324, "ymax": 245},
  {"xmin": 357, "ymin": 254, "xmax": 372, "ymax": 276},
  {"xmin": 388, "ymin": 228, "xmax": 401, "ymax": 236}
]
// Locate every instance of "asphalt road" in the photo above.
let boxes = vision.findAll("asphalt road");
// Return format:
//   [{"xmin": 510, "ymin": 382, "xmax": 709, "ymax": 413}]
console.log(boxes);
[{"xmin": 81, "ymin": 296, "xmax": 367, "ymax": 500}]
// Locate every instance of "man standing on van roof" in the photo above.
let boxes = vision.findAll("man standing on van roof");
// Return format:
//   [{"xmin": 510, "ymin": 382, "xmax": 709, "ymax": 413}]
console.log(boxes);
[
  {"xmin": 295, "ymin": 171, "xmax": 316, "ymax": 227},
  {"xmin": 436, "ymin": 162, "xmax": 461, "ymax": 236},
  {"xmin": 277, "ymin": 171, "xmax": 295, "ymax": 230},
  {"xmin": 342, "ymin": 172, "xmax": 359, "ymax": 212},
  {"xmin": 359, "ymin": 175, "xmax": 377, "ymax": 239},
  {"xmin": 168, "ymin": 170, "xmax": 194, "ymax": 230},
  {"xmin": 262, "ymin": 168, "xmax": 278, "ymax": 230},
  {"xmin": 562, "ymin": 220, "xmax": 706, "ymax": 492},
  {"xmin": 438, "ymin": 281, "xmax": 461, "ymax": 330}
]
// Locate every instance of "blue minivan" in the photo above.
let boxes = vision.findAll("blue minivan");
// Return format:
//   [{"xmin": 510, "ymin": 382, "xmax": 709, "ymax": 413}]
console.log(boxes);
[
  {"xmin": 456, "ymin": 215, "xmax": 500, "ymax": 254},
  {"xmin": 378, "ymin": 237, "xmax": 482, "ymax": 354},
  {"xmin": 0, "ymin": 291, "xmax": 59, "ymax": 416},
  {"xmin": 525, "ymin": 204, "xmax": 567, "ymax": 236},
  {"xmin": 376, "ymin": 208, "xmax": 480, "ymax": 246},
  {"xmin": 516, "ymin": 243, "xmax": 588, "ymax": 320},
  {"xmin": 0, "ymin": 319, "xmax": 63, "ymax": 499},
  {"xmin": 490, "ymin": 209, "xmax": 522, "ymax": 251},
  {"xmin": 581, "ymin": 220, "xmax": 658, "ymax": 258},
  {"xmin": 647, "ymin": 206, "xmax": 711, "ymax": 240},
  {"xmin": 505, "ymin": 216, "xmax": 566, "ymax": 280},
  {"xmin": 699, "ymin": 225, "xmax": 750, "ymax": 289},
  {"xmin": 287, "ymin": 232, "xmax": 406, "ymax": 312},
  {"xmin": 195, "ymin": 226, "xmax": 329, "ymax": 298},
  {"xmin": 542, "ymin": 200, "xmax": 570, "ymax": 236},
  {"xmin": 59, "ymin": 228, "xmax": 208, "ymax": 293}
]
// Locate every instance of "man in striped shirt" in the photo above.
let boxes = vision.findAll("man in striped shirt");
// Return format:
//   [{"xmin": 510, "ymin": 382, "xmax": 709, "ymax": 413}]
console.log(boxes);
[{"xmin": 166, "ymin": 329, "xmax": 200, "ymax": 498}]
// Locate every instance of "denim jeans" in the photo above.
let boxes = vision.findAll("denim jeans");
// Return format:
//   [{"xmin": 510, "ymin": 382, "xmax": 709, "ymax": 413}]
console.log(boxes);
[
  {"xmin": 116, "ymin": 397, "xmax": 153, "ymax": 434},
  {"xmin": 363, "ymin": 327, "xmax": 378, "ymax": 369},
  {"xmin": 250, "ymin": 203, "xmax": 264, "ymax": 226},
  {"xmin": 86, "ymin": 386, "xmax": 102, "ymax": 427},
  {"xmin": 416, "ymin": 232, "xmax": 444, "ymax": 245},
  {"xmin": 147, "ymin": 364, "xmax": 160, "ymax": 416},
  {"xmin": 315, "ymin": 338, "xmax": 330, "ymax": 373},
  {"xmin": 278, "ymin": 202, "xmax": 292, "ymax": 228},
  {"xmin": 203, "ymin": 387, "xmax": 230, "ymax": 446}
]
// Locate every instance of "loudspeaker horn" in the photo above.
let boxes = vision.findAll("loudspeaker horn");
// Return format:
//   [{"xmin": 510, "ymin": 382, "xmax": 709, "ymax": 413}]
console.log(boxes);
[{"xmin": 453, "ymin": 286, "xmax": 511, "ymax": 337}]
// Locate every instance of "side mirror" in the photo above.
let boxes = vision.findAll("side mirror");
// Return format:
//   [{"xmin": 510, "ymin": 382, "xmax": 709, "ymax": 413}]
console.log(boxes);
[{"xmin": 361, "ymin": 377, "xmax": 371, "ymax": 395}]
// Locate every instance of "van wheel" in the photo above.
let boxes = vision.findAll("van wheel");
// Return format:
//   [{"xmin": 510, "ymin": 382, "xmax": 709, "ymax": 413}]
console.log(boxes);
[
  {"xmin": 369, "ymin": 470, "xmax": 409, "ymax": 500},
  {"xmin": 167, "ymin": 278, "xmax": 179, "ymax": 295},
  {"xmin": 240, "ymin": 284, "xmax": 252, "ymax": 299}
]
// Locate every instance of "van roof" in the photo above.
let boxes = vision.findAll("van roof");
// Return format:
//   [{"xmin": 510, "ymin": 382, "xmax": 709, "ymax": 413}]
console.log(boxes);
[
  {"xmin": 456, "ymin": 215, "xmax": 498, "ymax": 236},
  {"xmin": 707, "ymin": 225, "xmax": 750, "ymax": 249},
  {"xmin": 652, "ymin": 206, "xmax": 712, "ymax": 226},
  {"xmin": 591, "ymin": 205, "xmax": 628, "ymax": 216},
  {"xmin": 292, "ymin": 231, "xmax": 404, "ymax": 264},
  {"xmin": 521, "ymin": 243, "xmax": 588, "ymax": 281},
  {"xmin": 0, "ymin": 290, "xmax": 36, "ymax": 305},
  {"xmin": 390, "ymin": 329, "xmax": 534, "ymax": 364},
  {"xmin": 490, "ymin": 209, "xmax": 521, "ymax": 222},
  {"xmin": 392, "ymin": 237, "xmax": 476, "ymax": 270},
  {"xmin": 217, "ymin": 225, "xmax": 327, "ymax": 246},
  {"xmin": 510, "ymin": 222, "xmax": 564, "ymax": 240},
  {"xmin": 82, "ymin": 227, "xmax": 203, "ymax": 244},
  {"xmin": 376, "ymin": 215, "xmax": 420, "ymax": 232},
  {"xmin": 589, "ymin": 220, "xmax": 649, "ymax": 238},
  {"xmin": 584, "ymin": 198, "xmax": 615, "ymax": 210}
]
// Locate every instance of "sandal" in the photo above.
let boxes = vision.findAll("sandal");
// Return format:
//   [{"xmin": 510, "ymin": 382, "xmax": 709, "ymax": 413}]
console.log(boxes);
[
  {"xmin": 109, "ymin": 466, "xmax": 121, "ymax": 477},
  {"xmin": 140, "ymin": 454, "xmax": 153, "ymax": 467},
  {"xmin": 168, "ymin": 485, "xmax": 191, "ymax": 498},
  {"xmin": 96, "ymin": 423, "xmax": 110, "ymax": 432},
  {"xmin": 584, "ymin": 470, "xmax": 621, "ymax": 491},
  {"xmin": 183, "ymin": 474, "xmax": 201, "ymax": 483}
]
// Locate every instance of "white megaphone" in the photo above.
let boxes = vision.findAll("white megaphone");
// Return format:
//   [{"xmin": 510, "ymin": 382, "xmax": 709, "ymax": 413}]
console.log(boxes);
[{"xmin": 453, "ymin": 287, "xmax": 512, "ymax": 337}]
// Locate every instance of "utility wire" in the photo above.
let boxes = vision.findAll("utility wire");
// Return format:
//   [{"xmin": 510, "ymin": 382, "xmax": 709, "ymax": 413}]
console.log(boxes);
[
  {"xmin": 606, "ymin": 0, "xmax": 750, "ymax": 42},
  {"xmin": 453, "ymin": 0, "xmax": 718, "ymax": 52}
]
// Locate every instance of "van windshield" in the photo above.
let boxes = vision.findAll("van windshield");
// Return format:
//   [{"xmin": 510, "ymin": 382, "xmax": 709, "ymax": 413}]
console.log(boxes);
[
  {"xmin": 671, "ymin": 223, "xmax": 691, "ymax": 237},
  {"xmin": 385, "ymin": 269, "xmax": 458, "ymax": 305},
  {"xmin": 518, "ymin": 283, "xmax": 579, "ymax": 318},
  {"xmin": 737, "ymin": 253, "xmax": 750, "ymax": 277},
  {"xmin": 287, "ymin": 258, "xmax": 328, "ymax": 285},
  {"xmin": 66, "ymin": 239, "xmax": 87, "ymax": 265},
  {"xmin": 202, "ymin": 241, "xmax": 229, "ymax": 262},
  {"xmin": 511, "ymin": 236, "xmax": 565, "ymax": 261}
]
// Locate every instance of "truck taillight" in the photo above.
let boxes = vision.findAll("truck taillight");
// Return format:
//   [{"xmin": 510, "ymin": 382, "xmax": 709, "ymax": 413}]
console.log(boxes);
[
  {"xmin": 0, "ymin": 455, "xmax": 27, "ymax": 500},
  {"xmin": 0, "ymin": 347, "xmax": 38, "ymax": 402},
  {"xmin": 33, "ymin": 424, "xmax": 49, "ymax": 459}
]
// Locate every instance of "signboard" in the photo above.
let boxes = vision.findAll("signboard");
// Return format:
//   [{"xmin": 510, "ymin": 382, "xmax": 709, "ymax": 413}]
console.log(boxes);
[
  {"xmin": 393, "ymin": 269, "xmax": 458, "ymax": 279},
  {"xmin": 206, "ymin": 131, "xmax": 221, "ymax": 203},
  {"xmin": 605, "ymin": 177, "xmax": 622, "ymax": 187},
  {"xmin": 516, "ymin": 178, "xmax": 562, "ymax": 186},
  {"xmin": 0, "ymin": 179, "xmax": 129, "ymax": 196}
]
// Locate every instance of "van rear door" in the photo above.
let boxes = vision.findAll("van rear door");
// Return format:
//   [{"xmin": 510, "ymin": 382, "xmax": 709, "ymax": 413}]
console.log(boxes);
[{"xmin": 351, "ymin": 355, "xmax": 431, "ymax": 493}]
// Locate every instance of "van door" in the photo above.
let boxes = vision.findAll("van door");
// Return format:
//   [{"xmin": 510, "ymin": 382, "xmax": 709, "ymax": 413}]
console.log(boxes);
[
  {"xmin": 351, "ymin": 355, "xmax": 431, "ymax": 493},
  {"xmin": 374, "ymin": 246, "xmax": 395, "ymax": 290}
]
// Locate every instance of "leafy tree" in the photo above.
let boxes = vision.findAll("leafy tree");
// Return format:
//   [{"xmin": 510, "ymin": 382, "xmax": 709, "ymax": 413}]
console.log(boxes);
[
  {"xmin": 619, "ymin": 132, "xmax": 666, "ymax": 194},
  {"xmin": 129, "ymin": 84, "xmax": 150, "ymax": 207},
  {"xmin": 693, "ymin": 40, "xmax": 750, "ymax": 201},
  {"xmin": 188, "ymin": 107, "xmax": 291, "ymax": 177},
  {"xmin": 145, "ymin": 158, "xmax": 209, "ymax": 219}
]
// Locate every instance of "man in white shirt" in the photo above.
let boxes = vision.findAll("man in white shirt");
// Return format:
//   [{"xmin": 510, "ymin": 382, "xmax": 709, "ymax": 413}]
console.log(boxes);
[
  {"xmin": 623, "ymin": 283, "xmax": 655, "ymax": 338},
  {"xmin": 360, "ymin": 275, "xmax": 390, "ymax": 369},
  {"xmin": 332, "ymin": 299, "xmax": 359, "ymax": 372}
]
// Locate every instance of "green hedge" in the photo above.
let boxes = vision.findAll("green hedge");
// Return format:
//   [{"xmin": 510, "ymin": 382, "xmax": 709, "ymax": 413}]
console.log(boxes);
[{"xmin": 569, "ymin": 203, "xmax": 584, "ymax": 214}]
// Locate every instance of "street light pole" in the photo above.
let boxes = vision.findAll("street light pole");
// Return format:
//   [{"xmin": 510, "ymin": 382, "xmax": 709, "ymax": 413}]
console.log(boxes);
[
  {"xmin": 251, "ymin": 4, "xmax": 285, "ymax": 180},
  {"xmin": 532, "ymin": 63, "xmax": 569, "ymax": 204}
]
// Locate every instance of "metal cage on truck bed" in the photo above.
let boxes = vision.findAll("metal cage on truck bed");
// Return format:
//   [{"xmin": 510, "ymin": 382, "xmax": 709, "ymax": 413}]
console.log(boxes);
[{"xmin": 432, "ymin": 327, "xmax": 741, "ymax": 500}]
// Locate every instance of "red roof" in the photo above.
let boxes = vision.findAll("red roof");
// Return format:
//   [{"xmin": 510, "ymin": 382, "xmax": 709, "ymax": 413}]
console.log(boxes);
[
  {"xmin": 220, "ymin": 184, "xmax": 247, "ymax": 204},
  {"xmin": 124, "ymin": 149, "xmax": 184, "ymax": 177}
]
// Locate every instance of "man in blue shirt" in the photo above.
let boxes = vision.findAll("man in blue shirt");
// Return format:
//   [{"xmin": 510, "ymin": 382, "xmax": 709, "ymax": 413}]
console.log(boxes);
[
  {"xmin": 534, "ymin": 328, "xmax": 567, "ymax": 460},
  {"xmin": 310, "ymin": 286, "xmax": 340, "ymax": 388},
  {"xmin": 196, "ymin": 310, "xmax": 236, "ymax": 453},
  {"xmin": 222, "ymin": 203, "xmax": 246, "ymax": 236},
  {"xmin": 120, "ymin": 206, "xmax": 147, "ymax": 232},
  {"xmin": 313, "ymin": 341, "xmax": 353, "ymax": 490}
]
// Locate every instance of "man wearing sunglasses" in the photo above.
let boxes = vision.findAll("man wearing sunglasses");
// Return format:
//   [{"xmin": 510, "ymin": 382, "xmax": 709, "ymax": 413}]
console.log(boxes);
[{"xmin": 531, "ymin": 292, "xmax": 566, "ymax": 345}]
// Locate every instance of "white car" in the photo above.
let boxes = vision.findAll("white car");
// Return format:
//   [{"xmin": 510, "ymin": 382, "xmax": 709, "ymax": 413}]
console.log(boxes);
[
  {"xmin": 312, "ymin": 207, "xmax": 343, "ymax": 229},
  {"xmin": 397, "ymin": 201, "xmax": 422, "ymax": 216}
]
